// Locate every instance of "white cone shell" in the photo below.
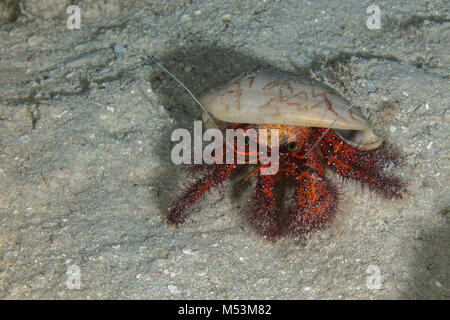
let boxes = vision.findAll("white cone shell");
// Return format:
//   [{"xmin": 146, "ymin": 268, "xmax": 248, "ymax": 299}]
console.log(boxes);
[{"xmin": 200, "ymin": 70, "xmax": 382, "ymax": 150}]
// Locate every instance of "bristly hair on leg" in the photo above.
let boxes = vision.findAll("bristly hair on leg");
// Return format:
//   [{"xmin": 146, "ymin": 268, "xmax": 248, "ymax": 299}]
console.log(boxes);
[
  {"xmin": 357, "ymin": 143, "xmax": 406, "ymax": 199},
  {"xmin": 168, "ymin": 163, "xmax": 236, "ymax": 226},
  {"xmin": 285, "ymin": 169, "xmax": 340, "ymax": 236},
  {"xmin": 312, "ymin": 128, "xmax": 406, "ymax": 200},
  {"xmin": 248, "ymin": 172, "xmax": 279, "ymax": 240}
]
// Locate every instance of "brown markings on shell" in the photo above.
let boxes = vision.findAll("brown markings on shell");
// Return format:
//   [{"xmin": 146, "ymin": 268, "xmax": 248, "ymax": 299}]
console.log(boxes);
[
  {"xmin": 257, "ymin": 77, "xmax": 340, "ymax": 122},
  {"xmin": 261, "ymin": 78, "xmax": 282, "ymax": 91},
  {"xmin": 199, "ymin": 70, "xmax": 382, "ymax": 150},
  {"xmin": 259, "ymin": 79, "xmax": 309, "ymax": 114},
  {"xmin": 221, "ymin": 77, "xmax": 244, "ymax": 112},
  {"xmin": 348, "ymin": 109, "xmax": 359, "ymax": 122},
  {"xmin": 220, "ymin": 93, "xmax": 230, "ymax": 112},
  {"xmin": 230, "ymin": 77, "xmax": 243, "ymax": 112},
  {"xmin": 310, "ymin": 87, "xmax": 341, "ymax": 120},
  {"xmin": 284, "ymin": 80, "xmax": 295, "ymax": 94},
  {"xmin": 248, "ymin": 75, "xmax": 256, "ymax": 88}
]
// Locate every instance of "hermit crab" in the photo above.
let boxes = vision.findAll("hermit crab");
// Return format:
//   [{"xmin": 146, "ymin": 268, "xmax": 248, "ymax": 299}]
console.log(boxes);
[{"xmin": 167, "ymin": 69, "xmax": 404, "ymax": 239}]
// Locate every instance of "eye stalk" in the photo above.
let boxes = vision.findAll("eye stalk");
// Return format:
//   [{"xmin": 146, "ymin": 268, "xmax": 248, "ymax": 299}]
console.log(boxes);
[{"xmin": 287, "ymin": 141, "xmax": 297, "ymax": 151}]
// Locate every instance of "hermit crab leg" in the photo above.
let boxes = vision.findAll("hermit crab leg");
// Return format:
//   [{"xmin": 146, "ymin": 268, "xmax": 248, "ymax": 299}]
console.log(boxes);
[
  {"xmin": 251, "ymin": 170, "xmax": 279, "ymax": 238},
  {"xmin": 314, "ymin": 129, "xmax": 405, "ymax": 199},
  {"xmin": 168, "ymin": 164, "xmax": 236, "ymax": 226},
  {"xmin": 288, "ymin": 168, "xmax": 339, "ymax": 235}
]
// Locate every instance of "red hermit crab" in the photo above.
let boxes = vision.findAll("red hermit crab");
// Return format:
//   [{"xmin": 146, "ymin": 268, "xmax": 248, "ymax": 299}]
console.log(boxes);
[{"xmin": 167, "ymin": 69, "xmax": 404, "ymax": 239}]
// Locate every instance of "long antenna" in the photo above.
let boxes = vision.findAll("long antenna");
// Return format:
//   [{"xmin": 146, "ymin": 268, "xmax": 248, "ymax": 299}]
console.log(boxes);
[
  {"xmin": 148, "ymin": 55, "xmax": 238, "ymax": 156},
  {"xmin": 148, "ymin": 56, "xmax": 222, "ymax": 132}
]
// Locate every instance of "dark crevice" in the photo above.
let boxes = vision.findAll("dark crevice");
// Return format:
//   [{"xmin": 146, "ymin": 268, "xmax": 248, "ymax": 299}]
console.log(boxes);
[{"xmin": 397, "ymin": 14, "xmax": 450, "ymax": 29}]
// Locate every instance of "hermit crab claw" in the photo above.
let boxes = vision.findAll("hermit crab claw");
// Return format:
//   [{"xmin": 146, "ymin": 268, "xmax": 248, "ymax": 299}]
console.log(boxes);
[{"xmin": 200, "ymin": 70, "xmax": 382, "ymax": 150}]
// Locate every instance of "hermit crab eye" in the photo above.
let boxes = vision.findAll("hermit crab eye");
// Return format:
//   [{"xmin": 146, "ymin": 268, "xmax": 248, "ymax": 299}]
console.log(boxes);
[{"xmin": 287, "ymin": 142, "xmax": 297, "ymax": 151}]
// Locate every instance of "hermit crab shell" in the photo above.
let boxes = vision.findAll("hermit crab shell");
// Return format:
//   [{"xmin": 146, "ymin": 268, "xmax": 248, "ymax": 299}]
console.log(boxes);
[{"xmin": 200, "ymin": 70, "xmax": 382, "ymax": 150}]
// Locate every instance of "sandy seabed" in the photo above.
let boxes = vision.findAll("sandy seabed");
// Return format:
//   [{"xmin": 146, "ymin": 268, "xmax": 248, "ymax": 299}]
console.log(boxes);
[{"xmin": 0, "ymin": 0, "xmax": 448, "ymax": 299}]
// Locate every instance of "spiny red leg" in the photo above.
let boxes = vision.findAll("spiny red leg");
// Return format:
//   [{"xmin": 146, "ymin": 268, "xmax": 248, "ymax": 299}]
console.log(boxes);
[
  {"xmin": 303, "ymin": 142, "xmax": 326, "ymax": 178},
  {"xmin": 250, "ymin": 171, "xmax": 279, "ymax": 239},
  {"xmin": 314, "ymin": 128, "xmax": 405, "ymax": 198},
  {"xmin": 168, "ymin": 164, "xmax": 236, "ymax": 226},
  {"xmin": 288, "ymin": 169, "xmax": 338, "ymax": 235}
]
